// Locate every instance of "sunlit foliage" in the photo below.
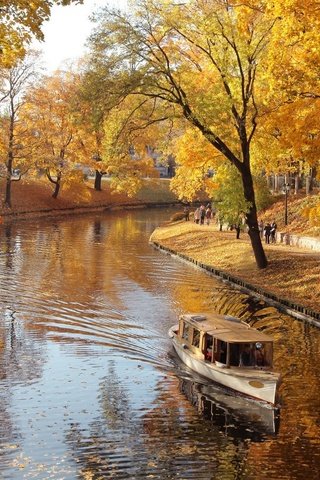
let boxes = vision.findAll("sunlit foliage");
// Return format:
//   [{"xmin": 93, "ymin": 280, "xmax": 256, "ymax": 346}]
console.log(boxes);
[{"xmin": 0, "ymin": 1, "xmax": 82, "ymax": 66}]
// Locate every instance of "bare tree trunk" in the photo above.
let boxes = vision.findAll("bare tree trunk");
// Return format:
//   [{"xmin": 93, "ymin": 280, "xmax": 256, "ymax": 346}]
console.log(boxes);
[
  {"xmin": 306, "ymin": 175, "xmax": 311, "ymax": 195},
  {"xmin": 94, "ymin": 170, "xmax": 104, "ymax": 191},
  {"xmin": 4, "ymin": 96, "xmax": 15, "ymax": 208},
  {"xmin": 47, "ymin": 169, "xmax": 61, "ymax": 199},
  {"xmin": 294, "ymin": 174, "xmax": 299, "ymax": 194},
  {"xmin": 5, "ymin": 153, "xmax": 12, "ymax": 208},
  {"xmin": 52, "ymin": 181, "xmax": 61, "ymax": 199}
]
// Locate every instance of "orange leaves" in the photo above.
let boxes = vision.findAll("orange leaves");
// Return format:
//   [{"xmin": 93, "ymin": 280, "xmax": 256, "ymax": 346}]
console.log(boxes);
[{"xmin": 0, "ymin": 1, "xmax": 81, "ymax": 67}]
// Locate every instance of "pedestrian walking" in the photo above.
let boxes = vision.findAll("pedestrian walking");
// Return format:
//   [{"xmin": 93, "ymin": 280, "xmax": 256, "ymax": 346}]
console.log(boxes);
[
  {"xmin": 194, "ymin": 207, "xmax": 200, "ymax": 224},
  {"xmin": 258, "ymin": 220, "xmax": 264, "ymax": 238},
  {"xmin": 270, "ymin": 221, "xmax": 277, "ymax": 243},
  {"xmin": 200, "ymin": 204, "xmax": 206, "ymax": 225},
  {"xmin": 205, "ymin": 206, "xmax": 212, "ymax": 225},
  {"xmin": 183, "ymin": 205, "xmax": 190, "ymax": 221},
  {"xmin": 264, "ymin": 223, "xmax": 272, "ymax": 244}
]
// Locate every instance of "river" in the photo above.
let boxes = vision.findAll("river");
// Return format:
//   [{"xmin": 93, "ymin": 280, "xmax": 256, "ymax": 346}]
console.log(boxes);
[{"xmin": 0, "ymin": 208, "xmax": 319, "ymax": 479}]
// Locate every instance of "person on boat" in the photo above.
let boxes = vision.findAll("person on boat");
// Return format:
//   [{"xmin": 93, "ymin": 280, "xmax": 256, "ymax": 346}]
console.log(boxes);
[
  {"xmin": 254, "ymin": 342, "xmax": 265, "ymax": 367},
  {"xmin": 239, "ymin": 344, "xmax": 253, "ymax": 367},
  {"xmin": 205, "ymin": 335, "xmax": 213, "ymax": 361}
]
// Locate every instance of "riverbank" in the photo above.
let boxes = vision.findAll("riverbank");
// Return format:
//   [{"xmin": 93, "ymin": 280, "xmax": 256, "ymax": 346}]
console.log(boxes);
[
  {"xmin": 2, "ymin": 177, "xmax": 320, "ymax": 321},
  {"xmin": 0, "ymin": 177, "xmax": 180, "ymax": 221},
  {"xmin": 150, "ymin": 220, "xmax": 320, "ymax": 322}
]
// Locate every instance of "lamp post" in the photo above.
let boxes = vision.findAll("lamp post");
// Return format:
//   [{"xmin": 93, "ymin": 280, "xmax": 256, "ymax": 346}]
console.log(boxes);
[{"xmin": 283, "ymin": 183, "xmax": 290, "ymax": 225}]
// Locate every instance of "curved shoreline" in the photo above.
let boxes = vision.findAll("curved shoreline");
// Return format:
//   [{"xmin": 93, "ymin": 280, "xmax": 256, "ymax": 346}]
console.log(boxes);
[
  {"xmin": 1, "ymin": 201, "xmax": 181, "ymax": 222},
  {"xmin": 150, "ymin": 240, "xmax": 320, "ymax": 328}
]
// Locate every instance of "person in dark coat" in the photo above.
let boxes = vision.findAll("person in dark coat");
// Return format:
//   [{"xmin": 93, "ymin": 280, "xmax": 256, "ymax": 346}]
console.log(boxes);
[
  {"xmin": 270, "ymin": 221, "xmax": 277, "ymax": 243},
  {"xmin": 200, "ymin": 204, "xmax": 206, "ymax": 225},
  {"xmin": 183, "ymin": 205, "xmax": 190, "ymax": 221},
  {"xmin": 264, "ymin": 223, "xmax": 272, "ymax": 244}
]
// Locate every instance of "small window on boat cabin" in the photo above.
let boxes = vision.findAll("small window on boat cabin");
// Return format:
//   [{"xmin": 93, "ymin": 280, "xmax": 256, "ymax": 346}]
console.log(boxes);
[
  {"xmin": 237, "ymin": 342, "xmax": 273, "ymax": 367},
  {"xmin": 216, "ymin": 340, "xmax": 227, "ymax": 364},
  {"xmin": 192, "ymin": 328, "xmax": 200, "ymax": 348},
  {"xmin": 181, "ymin": 322, "xmax": 190, "ymax": 341}
]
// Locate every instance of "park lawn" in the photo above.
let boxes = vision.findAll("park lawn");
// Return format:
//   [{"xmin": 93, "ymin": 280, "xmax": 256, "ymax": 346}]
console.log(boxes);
[
  {"xmin": 0, "ymin": 177, "xmax": 179, "ymax": 217},
  {"xmin": 150, "ymin": 220, "xmax": 320, "ymax": 312}
]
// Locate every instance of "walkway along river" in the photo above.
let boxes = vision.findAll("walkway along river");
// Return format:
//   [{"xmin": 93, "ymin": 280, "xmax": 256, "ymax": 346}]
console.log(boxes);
[{"xmin": 0, "ymin": 208, "xmax": 319, "ymax": 479}]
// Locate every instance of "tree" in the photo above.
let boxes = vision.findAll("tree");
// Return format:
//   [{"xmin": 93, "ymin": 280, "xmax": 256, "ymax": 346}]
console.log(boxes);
[
  {"xmin": 170, "ymin": 127, "xmax": 222, "ymax": 201},
  {"xmin": 86, "ymin": 0, "xmax": 283, "ymax": 268},
  {"xmin": 254, "ymin": 0, "xmax": 320, "ymax": 192},
  {"xmin": 0, "ymin": 1, "xmax": 82, "ymax": 67},
  {"xmin": 72, "ymin": 67, "xmax": 107, "ymax": 191},
  {"xmin": 23, "ymin": 70, "xmax": 87, "ymax": 198},
  {"xmin": 101, "ymin": 96, "xmax": 160, "ymax": 196},
  {"xmin": 0, "ymin": 52, "xmax": 40, "ymax": 207},
  {"xmin": 211, "ymin": 163, "xmax": 251, "ymax": 233}
]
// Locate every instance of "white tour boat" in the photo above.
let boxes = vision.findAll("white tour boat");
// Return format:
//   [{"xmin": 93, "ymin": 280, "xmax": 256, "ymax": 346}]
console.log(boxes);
[{"xmin": 169, "ymin": 313, "xmax": 281, "ymax": 405}]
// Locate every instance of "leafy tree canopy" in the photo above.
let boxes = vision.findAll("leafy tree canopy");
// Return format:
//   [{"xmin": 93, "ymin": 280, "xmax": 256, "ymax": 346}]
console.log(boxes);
[{"xmin": 0, "ymin": 0, "xmax": 82, "ymax": 66}]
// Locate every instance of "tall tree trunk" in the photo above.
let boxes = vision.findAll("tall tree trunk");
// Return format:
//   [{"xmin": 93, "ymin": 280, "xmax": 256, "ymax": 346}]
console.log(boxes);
[
  {"xmin": 5, "ymin": 159, "xmax": 12, "ymax": 208},
  {"xmin": 52, "ymin": 181, "xmax": 60, "ymax": 199},
  {"xmin": 94, "ymin": 170, "xmax": 103, "ymax": 191},
  {"xmin": 294, "ymin": 174, "xmax": 299, "ymax": 194},
  {"xmin": 46, "ymin": 169, "xmax": 61, "ymax": 199},
  {"xmin": 306, "ymin": 175, "xmax": 311, "ymax": 195},
  {"xmin": 5, "ymin": 113, "xmax": 14, "ymax": 208},
  {"xmin": 240, "ymin": 163, "xmax": 268, "ymax": 269}
]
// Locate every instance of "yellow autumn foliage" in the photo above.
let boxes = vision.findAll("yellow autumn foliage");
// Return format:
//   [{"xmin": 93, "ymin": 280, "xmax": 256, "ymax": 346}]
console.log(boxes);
[{"xmin": 0, "ymin": 1, "xmax": 81, "ymax": 67}]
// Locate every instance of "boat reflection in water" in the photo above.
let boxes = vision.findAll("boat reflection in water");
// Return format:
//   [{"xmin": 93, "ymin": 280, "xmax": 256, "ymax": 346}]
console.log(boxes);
[{"xmin": 179, "ymin": 377, "xmax": 280, "ymax": 441}]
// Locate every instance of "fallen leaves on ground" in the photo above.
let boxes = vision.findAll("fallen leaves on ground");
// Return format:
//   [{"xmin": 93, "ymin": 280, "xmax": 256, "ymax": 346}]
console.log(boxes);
[{"xmin": 150, "ymin": 221, "xmax": 320, "ymax": 313}]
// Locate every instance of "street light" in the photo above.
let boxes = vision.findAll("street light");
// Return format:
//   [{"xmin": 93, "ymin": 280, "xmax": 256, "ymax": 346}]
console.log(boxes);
[{"xmin": 283, "ymin": 182, "xmax": 290, "ymax": 225}]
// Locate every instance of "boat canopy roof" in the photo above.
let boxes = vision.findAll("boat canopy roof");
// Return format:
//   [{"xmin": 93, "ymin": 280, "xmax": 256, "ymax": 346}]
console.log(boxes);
[{"xmin": 180, "ymin": 314, "xmax": 273, "ymax": 344}]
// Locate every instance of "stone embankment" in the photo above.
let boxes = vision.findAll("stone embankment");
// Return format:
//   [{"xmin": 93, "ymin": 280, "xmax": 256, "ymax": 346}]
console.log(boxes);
[
  {"xmin": 277, "ymin": 231, "xmax": 320, "ymax": 251},
  {"xmin": 150, "ymin": 223, "xmax": 320, "ymax": 328}
]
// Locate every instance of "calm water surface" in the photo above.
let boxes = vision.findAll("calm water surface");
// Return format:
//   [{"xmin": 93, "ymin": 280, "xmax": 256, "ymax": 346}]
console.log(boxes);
[{"xmin": 0, "ymin": 209, "xmax": 319, "ymax": 479}]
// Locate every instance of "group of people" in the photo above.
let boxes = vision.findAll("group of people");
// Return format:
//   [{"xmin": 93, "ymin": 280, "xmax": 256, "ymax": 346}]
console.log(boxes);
[
  {"xmin": 185, "ymin": 203, "xmax": 212, "ymax": 225},
  {"xmin": 258, "ymin": 220, "xmax": 277, "ymax": 244},
  {"xmin": 184, "ymin": 207, "xmax": 277, "ymax": 244},
  {"xmin": 195, "ymin": 204, "xmax": 213, "ymax": 225}
]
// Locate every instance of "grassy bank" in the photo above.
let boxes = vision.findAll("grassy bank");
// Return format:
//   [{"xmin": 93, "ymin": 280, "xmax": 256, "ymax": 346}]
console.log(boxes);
[
  {"xmin": 150, "ymin": 219, "xmax": 320, "ymax": 314},
  {"xmin": 0, "ymin": 177, "xmax": 180, "ymax": 220}
]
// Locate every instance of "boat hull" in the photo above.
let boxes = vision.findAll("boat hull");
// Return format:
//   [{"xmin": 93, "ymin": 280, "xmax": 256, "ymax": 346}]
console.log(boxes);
[{"xmin": 170, "ymin": 329, "xmax": 280, "ymax": 405}]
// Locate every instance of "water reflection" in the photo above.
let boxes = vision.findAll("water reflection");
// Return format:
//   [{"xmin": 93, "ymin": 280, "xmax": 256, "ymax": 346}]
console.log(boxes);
[
  {"xmin": 0, "ymin": 209, "xmax": 319, "ymax": 479},
  {"xmin": 179, "ymin": 378, "xmax": 279, "ymax": 441}
]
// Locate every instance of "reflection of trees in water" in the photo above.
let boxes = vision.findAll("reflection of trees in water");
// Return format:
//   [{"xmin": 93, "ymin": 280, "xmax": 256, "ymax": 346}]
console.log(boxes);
[
  {"xmin": 179, "ymin": 378, "xmax": 279, "ymax": 442},
  {"xmin": 140, "ymin": 375, "xmax": 250, "ymax": 479},
  {"xmin": 64, "ymin": 363, "xmax": 249, "ymax": 479},
  {"xmin": 64, "ymin": 360, "xmax": 142, "ymax": 478},
  {"xmin": 99, "ymin": 361, "xmax": 131, "ymax": 430},
  {"xmin": 0, "ymin": 391, "xmax": 21, "ymax": 471},
  {"xmin": 210, "ymin": 285, "xmax": 320, "ymax": 478},
  {"xmin": 1, "ymin": 308, "xmax": 44, "ymax": 383},
  {"xmin": 0, "ymin": 307, "xmax": 44, "ymax": 470}
]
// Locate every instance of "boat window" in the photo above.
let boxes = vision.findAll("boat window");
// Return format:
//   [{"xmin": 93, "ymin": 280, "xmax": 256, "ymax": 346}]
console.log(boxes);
[
  {"xmin": 205, "ymin": 335, "xmax": 214, "ymax": 361},
  {"xmin": 238, "ymin": 342, "xmax": 272, "ymax": 367},
  {"xmin": 192, "ymin": 328, "xmax": 200, "ymax": 348},
  {"xmin": 217, "ymin": 340, "xmax": 227, "ymax": 364},
  {"xmin": 181, "ymin": 322, "xmax": 190, "ymax": 342},
  {"xmin": 229, "ymin": 343, "xmax": 240, "ymax": 367},
  {"xmin": 239, "ymin": 344, "xmax": 254, "ymax": 367},
  {"xmin": 253, "ymin": 342, "xmax": 272, "ymax": 367}
]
